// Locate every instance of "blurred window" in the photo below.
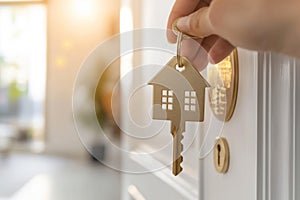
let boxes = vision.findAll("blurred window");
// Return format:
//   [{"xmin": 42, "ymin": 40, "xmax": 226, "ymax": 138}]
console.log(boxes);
[{"xmin": 0, "ymin": 3, "xmax": 46, "ymax": 150}]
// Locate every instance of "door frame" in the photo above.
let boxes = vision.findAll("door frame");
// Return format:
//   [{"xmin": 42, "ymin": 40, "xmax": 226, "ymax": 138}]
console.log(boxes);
[{"xmin": 257, "ymin": 53, "xmax": 299, "ymax": 200}]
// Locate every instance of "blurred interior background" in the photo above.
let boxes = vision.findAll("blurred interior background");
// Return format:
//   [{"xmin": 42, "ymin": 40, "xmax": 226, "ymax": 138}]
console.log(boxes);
[
  {"xmin": 0, "ymin": 0, "xmax": 200, "ymax": 199},
  {"xmin": 0, "ymin": 0, "xmax": 121, "ymax": 199}
]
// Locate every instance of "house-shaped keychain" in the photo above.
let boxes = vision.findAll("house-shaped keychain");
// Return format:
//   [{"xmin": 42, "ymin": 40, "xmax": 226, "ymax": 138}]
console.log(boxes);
[
  {"xmin": 148, "ymin": 56, "xmax": 210, "ymax": 175},
  {"xmin": 149, "ymin": 56, "xmax": 210, "ymax": 128}
]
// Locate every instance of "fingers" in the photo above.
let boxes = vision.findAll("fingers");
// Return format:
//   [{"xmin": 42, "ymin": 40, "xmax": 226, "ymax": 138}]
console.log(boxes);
[
  {"xmin": 167, "ymin": 0, "xmax": 201, "ymax": 43},
  {"xmin": 176, "ymin": 7, "xmax": 215, "ymax": 38},
  {"xmin": 201, "ymin": 35, "xmax": 219, "ymax": 52},
  {"xmin": 167, "ymin": 0, "xmax": 235, "ymax": 65},
  {"xmin": 208, "ymin": 38, "xmax": 235, "ymax": 63},
  {"xmin": 180, "ymin": 38, "xmax": 208, "ymax": 71}
]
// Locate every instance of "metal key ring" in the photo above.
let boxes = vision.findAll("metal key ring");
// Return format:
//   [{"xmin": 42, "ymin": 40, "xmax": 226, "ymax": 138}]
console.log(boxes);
[
  {"xmin": 176, "ymin": 31, "xmax": 184, "ymax": 67},
  {"xmin": 173, "ymin": 19, "xmax": 203, "ymax": 68},
  {"xmin": 172, "ymin": 19, "xmax": 203, "ymax": 40}
]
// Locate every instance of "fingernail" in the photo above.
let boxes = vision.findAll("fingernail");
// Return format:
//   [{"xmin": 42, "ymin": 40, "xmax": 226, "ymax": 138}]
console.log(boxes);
[{"xmin": 177, "ymin": 16, "xmax": 190, "ymax": 32}]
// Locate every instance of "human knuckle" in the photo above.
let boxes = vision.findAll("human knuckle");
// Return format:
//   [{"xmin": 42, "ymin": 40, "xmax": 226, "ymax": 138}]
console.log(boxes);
[{"xmin": 207, "ymin": 7, "xmax": 221, "ymax": 31}]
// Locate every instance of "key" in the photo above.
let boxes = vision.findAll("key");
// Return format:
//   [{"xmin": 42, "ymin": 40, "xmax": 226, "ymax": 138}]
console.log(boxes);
[
  {"xmin": 149, "ymin": 56, "xmax": 210, "ymax": 176},
  {"xmin": 171, "ymin": 122, "xmax": 184, "ymax": 175}
]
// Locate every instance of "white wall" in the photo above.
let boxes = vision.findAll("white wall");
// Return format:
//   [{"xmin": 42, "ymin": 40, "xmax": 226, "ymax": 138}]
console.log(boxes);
[{"xmin": 45, "ymin": 0, "xmax": 119, "ymax": 157}]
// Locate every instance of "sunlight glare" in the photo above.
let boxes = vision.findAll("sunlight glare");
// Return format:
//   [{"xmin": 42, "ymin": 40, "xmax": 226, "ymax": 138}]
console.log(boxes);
[{"xmin": 74, "ymin": 0, "xmax": 94, "ymax": 18}]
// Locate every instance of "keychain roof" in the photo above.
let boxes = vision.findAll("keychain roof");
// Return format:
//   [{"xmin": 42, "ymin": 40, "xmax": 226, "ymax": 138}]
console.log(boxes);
[{"xmin": 148, "ymin": 56, "xmax": 210, "ymax": 123}]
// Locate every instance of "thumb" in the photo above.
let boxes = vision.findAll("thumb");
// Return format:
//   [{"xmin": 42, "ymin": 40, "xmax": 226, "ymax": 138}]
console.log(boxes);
[{"xmin": 176, "ymin": 7, "xmax": 215, "ymax": 38}]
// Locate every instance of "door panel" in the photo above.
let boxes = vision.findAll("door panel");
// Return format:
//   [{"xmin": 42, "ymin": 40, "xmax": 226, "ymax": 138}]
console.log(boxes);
[
  {"xmin": 256, "ymin": 53, "xmax": 300, "ymax": 200},
  {"xmin": 200, "ymin": 49, "xmax": 258, "ymax": 200}
]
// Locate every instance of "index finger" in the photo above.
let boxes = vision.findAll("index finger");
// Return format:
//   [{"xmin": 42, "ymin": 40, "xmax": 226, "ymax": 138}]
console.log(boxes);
[{"xmin": 167, "ymin": 0, "xmax": 202, "ymax": 42}]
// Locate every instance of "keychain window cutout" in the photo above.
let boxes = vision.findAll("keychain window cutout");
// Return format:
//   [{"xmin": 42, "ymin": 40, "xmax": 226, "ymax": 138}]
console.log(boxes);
[
  {"xmin": 184, "ymin": 90, "xmax": 197, "ymax": 111},
  {"xmin": 161, "ymin": 89, "xmax": 173, "ymax": 110}
]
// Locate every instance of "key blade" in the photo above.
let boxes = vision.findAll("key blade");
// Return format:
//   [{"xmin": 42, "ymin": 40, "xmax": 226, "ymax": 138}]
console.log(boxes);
[
  {"xmin": 172, "ymin": 155, "xmax": 183, "ymax": 176},
  {"xmin": 172, "ymin": 130, "xmax": 184, "ymax": 176}
]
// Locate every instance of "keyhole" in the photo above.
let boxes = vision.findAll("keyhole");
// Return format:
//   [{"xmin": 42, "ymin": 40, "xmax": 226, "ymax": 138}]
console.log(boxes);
[
  {"xmin": 217, "ymin": 144, "xmax": 221, "ymax": 166},
  {"xmin": 214, "ymin": 137, "xmax": 229, "ymax": 173}
]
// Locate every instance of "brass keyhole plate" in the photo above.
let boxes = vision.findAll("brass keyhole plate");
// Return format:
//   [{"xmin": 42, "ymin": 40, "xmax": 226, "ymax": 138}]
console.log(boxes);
[
  {"xmin": 207, "ymin": 49, "xmax": 239, "ymax": 122},
  {"xmin": 214, "ymin": 137, "xmax": 230, "ymax": 173}
]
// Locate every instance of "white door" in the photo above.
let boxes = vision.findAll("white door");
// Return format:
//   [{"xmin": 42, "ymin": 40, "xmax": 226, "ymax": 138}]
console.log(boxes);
[
  {"xmin": 120, "ymin": 1, "xmax": 300, "ymax": 200},
  {"xmin": 202, "ymin": 52, "xmax": 299, "ymax": 200}
]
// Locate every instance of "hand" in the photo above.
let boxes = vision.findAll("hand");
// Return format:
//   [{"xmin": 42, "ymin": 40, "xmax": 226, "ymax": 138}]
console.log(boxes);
[
  {"xmin": 167, "ymin": 0, "xmax": 234, "ymax": 64},
  {"xmin": 167, "ymin": 0, "xmax": 300, "ymax": 61}
]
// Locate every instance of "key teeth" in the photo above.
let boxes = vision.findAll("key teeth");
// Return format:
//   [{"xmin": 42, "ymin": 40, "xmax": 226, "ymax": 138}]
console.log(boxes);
[
  {"xmin": 173, "ymin": 155, "xmax": 183, "ymax": 176},
  {"xmin": 180, "ymin": 141, "xmax": 183, "ymax": 162},
  {"xmin": 177, "ymin": 167, "xmax": 183, "ymax": 176},
  {"xmin": 179, "ymin": 139, "xmax": 184, "ymax": 169},
  {"xmin": 173, "ymin": 165, "xmax": 183, "ymax": 176},
  {"xmin": 172, "ymin": 131, "xmax": 184, "ymax": 176},
  {"xmin": 180, "ymin": 155, "xmax": 183, "ymax": 164}
]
